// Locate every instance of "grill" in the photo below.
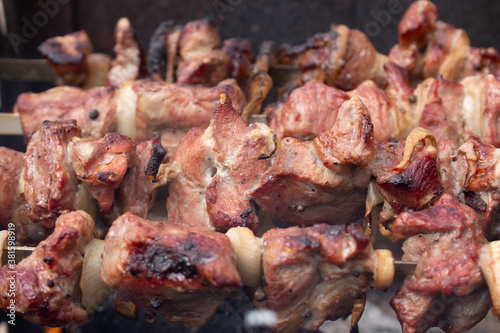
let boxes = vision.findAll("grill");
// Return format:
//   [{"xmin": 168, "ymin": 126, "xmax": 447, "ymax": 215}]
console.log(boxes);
[{"xmin": 1, "ymin": 1, "xmax": 500, "ymax": 332}]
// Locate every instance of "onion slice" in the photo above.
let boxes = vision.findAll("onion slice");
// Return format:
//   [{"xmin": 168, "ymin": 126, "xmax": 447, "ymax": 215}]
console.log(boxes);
[
  {"xmin": 80, "ymin": 239, "xmax": 111, "ymax": 313},
  {"xmin": 372, "ymin": 249, "xmax": 395, "ymax": 290},
  {"xmin": 225, "ymin": 227, "xmax": 262, "ymax": 288},
  {"xmin": 479, "ymin": 240, "xmax": 500, "ymax": 317}
]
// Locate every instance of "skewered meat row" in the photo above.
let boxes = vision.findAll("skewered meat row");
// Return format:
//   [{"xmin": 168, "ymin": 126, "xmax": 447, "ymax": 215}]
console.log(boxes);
[
  {"xmin": 279, "ymin": 0, "xmax": 500, "ymax": 92},
  {"xmin": 14, "ymin": 78, "xmax": 246, "ymax": 158},
  {"xmin": 0, "ymin": 120, "xmax": 170, "ymax": 245},
  {"xmin": 268, "ymin": 62, "xmax": 500, "ymax": 147},
  {"xmin": 0, "ymin": 210, "xmax": 391, "ymax": 332},
  {"xmin": 4, "ymin": 94, "xmax": 500, "ymax": 332}
]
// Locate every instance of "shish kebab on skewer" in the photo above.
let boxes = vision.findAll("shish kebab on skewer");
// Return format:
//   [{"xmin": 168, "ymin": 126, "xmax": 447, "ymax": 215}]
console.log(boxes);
[
  {"xmin": 3, "ymin": 92, "xmax": 500, "ymax": 331},
  {"xmin": 2, "ymin": 1, "xmax": 500, "ymax": 330}
]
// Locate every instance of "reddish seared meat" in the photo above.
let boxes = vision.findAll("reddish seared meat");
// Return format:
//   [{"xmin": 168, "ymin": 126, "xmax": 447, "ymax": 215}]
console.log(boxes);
[
  {"xmin": 167, "ymin": 94, "xmax": 277, "ymax": 232},
  {"xmin": 277, "ymin": 24, "xmax": 386, "ymax": 91},
  {"xmin": 0, "ymin": 147, "xmax": 24, "ymax": 230},
  {"xmin": 100, "ymin": 212, "xmax": 241, "ymax": 326},
  {"xmin": 68, "ymin": 133, "xmax": 136, "ymax": 214},
  {"xmin": 372, "ymin": 139, "xmax": 443, "ymax": 217},
  {"xmin": 106, "ymin": 18, "xmax": 146, "ymax": 86},
  {"xmin": 254, "ymin": 223, "xmax": 374, "ymax": 332},
  {"xmin": 112, "ymin": 135, "xmax": 170, "ymax": 218},
  {"xmin": 38, "ymin": 31, "xmax": 93, "ymax": 86},
  {"xmin": 0, "ymin": 211, "xmax": 98, "ymax": 326},
  {"xmin": 251, "ymin": 97, "xmax": 374, "ymax": 226},
  {"xmin": 266, "ymin": 80, "xmax": 349, "ymax": 140},
  {"xmin": 391, "ymin": 194, "xmax": 489, "ymax": 333},
  {"xmin": 14, "ymin": 85, "xmax": 118, "ymax": 142},
  {"xmin": 24, "ymin": 120, "xmax": 82, "ymax": 228}
]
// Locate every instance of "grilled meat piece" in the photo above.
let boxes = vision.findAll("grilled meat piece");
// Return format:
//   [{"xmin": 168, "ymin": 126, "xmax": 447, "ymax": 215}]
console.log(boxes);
[
  {"xmin": 24, "ymin": 120, "xmax": 82, "ymax": 228},
  {"xmin": 372, "ymin": 135, "xmax": 443, "ymax": 219},
  {"xmin": 15, "ymin": 85, "xmax": 118, "ymax": 141},
  {"xmin": 112, "ymin": 135, "xmax": 171, "ymax": 219},
  {"xmin": 100, "ymin": 212, "xmax": 242, "ymax": 326},
  {"xmin": 178, "ymin": 18, "xmax": 221, "ymax": 63},
  {"xmin": 131, "ymin": 78, "xmax": 246, "ymax": 157},
  {"xmin": 266, "ymin": 80, "xmax": 349, "ymax": 140},
  {"xmin": 176, "ymin": 49, "xmax": 231, "ymax": 86},
  {"xmin": 0, "ymin": 147, "xmax": 49, "ymax": 245},
  {"xmin": 0, "ymin": 147, "xmax": 24, "ymax": 230},
  {"xmin": 68, "ymin": 133, "xmax": 137, "ymax": 214},
  {"xmin": 38, "ymin": 31, "xmax": 93, "ymax": 86},
  {"xmin": 0, "ymin": 211, "xmax": 98, "ymax": 326},
  {"xmin": 167, "ymin": 94, "xmax": 277, "ymax": 233},
  {"xmin": 253, "ymin": 223, "xmax": 374, "ymax": 332},
  {"xmin": 106, "ymin": 18, "xmax": 146, "ymax": 86},
  {"xmin": 391, "ymin": 194, "xmax": 489, "ymax": 333},
  {"xmin": 389, "ymin": 0, "xmax": 500, "ymax": 82},
  {"xmin": 251, "ymin": 97, "xmax": 373, "ymax": 226},
  {"xmin": 278, "ymin": 24, "xmax": 387, "ymax": 91}
]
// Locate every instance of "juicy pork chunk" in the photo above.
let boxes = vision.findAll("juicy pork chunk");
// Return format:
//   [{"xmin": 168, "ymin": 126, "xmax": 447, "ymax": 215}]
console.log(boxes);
[
  {"xmin": 38, "ymin": 31, "xmax": 93, "ymax": 86},
  {"xmin": 0, "ymin": 147, "xmax": 24, "ymax": 230},
  {"xmin": 389, "ymin": 0, "xmax": 500, "ymax": 82},
  {"xmin": 174, "ymin": 19, "xmax": 253, "ymax": 88},
  {"xmin": 14, "ymin": 85, "xmax": 118, "ymax": 141},
  {"xmin": 100, "ymin": 212, "xmax": 242, "ymax": 326},
  {"xmin": 253, "ymin": 223, "xmax": 375, "ymax": 333},
  {"xmin": 0, "ymin": 211, "xmax": 98, "ymax": 326},
  {"xmin": 371, "ymin": 132, "xmax": 443, "ymax": 221},
  {"xmin": 112, "ymin": 135, "xmax": 171, "ymax": 218},
  {"xmin": 390, "ymin": 194, "xmax": 490, "ymax": 333},
  {"xmin": 167, "ymin": 94, "xmax": 277, "ymax": 233},
  {"xmin": 278, "ymin": 24, "xmax": 387, "ymax": 91},
  {"xmin": 0, "ymin": 147, "xmax": 49, "ymax": 245},
  {"xmin": 68, "ymin": 133, "xmax": 136, "ymax": 214},
  {"xmin": 106, "ymin": 18, "xmax": 146, "ymax": 86},
  {"xmin": 266, "ymin": 80, "xmax": 349, "ymax": 140},
  {"xmin": 24, "ymin": 120, "xmax": 82, "ymax": 228},
  {"xmin": 251, "ymin": 97, "xmax": 374, "ymax": 226}
]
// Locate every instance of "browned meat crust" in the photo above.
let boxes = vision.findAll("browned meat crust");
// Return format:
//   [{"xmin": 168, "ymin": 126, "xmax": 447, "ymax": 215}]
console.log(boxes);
[
  {"xmin": 14, "ymin": 85, "xmax": 118, "ymax": 141},
  {"xmin": 167, "ymin": 94, "xmax": 277, "ymax": 232},
  {"xmin": 0, "ymin": 211, "xmax": 98, "ymax": 326},
  {"xmin": 391, "ymin": 194, "xmax": 489, "ymax": 333},
  {"xmin": 252, "ymin": 97, "xmax": 374, "ymax": 226},
  {"xmin": 38, "ymin": 31, "xmax": 93, "ymax": 86},
  {"xmin": 112, "ymin": 135, "xmax": 170, "ymax": 218},
  {"xmin": 106, "ymin": 18, "xmax": 146, "ymax": 86},
  {"xmin": 24, "ymin": 120, "xmax": 82, "ymax": 228},
  {"xmin": 100, "ymin": 212, "xmax": 241, "ymax": 326},
  {"xmin": 254, "ymin": 223, "xmax": 374, "ymax": 332},
  {"xmin": 68, "ymin": 133, "xmax": 137, "ymax": 214}
]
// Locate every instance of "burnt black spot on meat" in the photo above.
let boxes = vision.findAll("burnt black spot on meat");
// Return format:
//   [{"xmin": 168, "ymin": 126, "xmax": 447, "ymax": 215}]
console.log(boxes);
[
  {"xmin": 183, "ymin": 240, "xmax": 195, "ymax": 251},
  {"xmin": 145, "ymin": 142, "xmax": 167, "ymax": 179},
  {"xmin": 97, "ymin": 172, "xmax": 116, "ymax": 182},
  {"xmin": 240, "ymin": 208, "xmax": 253, "ymax": 219},
  {"xmin": 464, "ymin": 191, "xmax": 487, "ymax": 211},
  {"xmin": 88, "ymin": 109, "xmax": 99, "ymax": 120},
  {"xmin": 46, "ymin": 279, "xmax": 55, "ymax": 287},
  {"xmin": 43, "ymin": 257, "xmax": 53, "ymax": 265},
  {"xmin": 305, "ymin": 311, "xmax": 312, "ymax": 318},
  {"xmin": 257, "ymin": 134, "xmax": 278, "ymax": 160},
  {"xmin": 128, "ymin": 243, "xmax": 198, "ymax": 280},
  {"xmin": 408, "ymin": 94, "xmax": 417, "ymax": 104}
]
